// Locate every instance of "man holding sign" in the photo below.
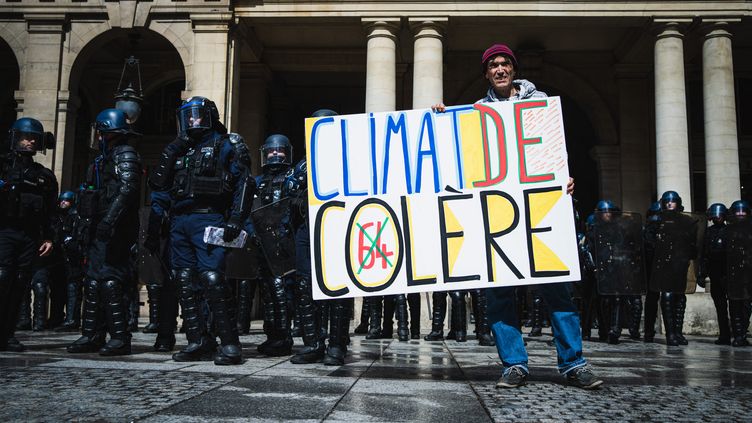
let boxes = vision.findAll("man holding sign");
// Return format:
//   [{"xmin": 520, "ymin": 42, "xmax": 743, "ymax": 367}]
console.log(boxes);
[{"xmin": 434, "ymin": 43, "xmax": 602, "ymax": 389}]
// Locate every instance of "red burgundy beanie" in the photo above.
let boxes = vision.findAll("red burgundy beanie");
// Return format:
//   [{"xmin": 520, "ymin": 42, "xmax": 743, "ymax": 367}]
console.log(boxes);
[{"xmin": 481, "ymin": 44, "xmax": 518, "ymax": 72}]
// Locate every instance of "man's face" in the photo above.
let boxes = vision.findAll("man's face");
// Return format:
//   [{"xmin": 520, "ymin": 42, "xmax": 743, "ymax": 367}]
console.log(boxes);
[
  {"xmin": 267, "ymin": 147, "xmax": 286, "ymax": 161},
  {"xmin": 484, "ymin": 54, "xmax": 516, "ymax": 93},
  {"xmin": 665, "ymin": 200, "xmax": 677, "ymax": 211},
  {"xmin": 189, "ymin": 115, "xmax": 203, "ymax": 128},
  {"xmin": 59, "ymin": 200, "xmax": 71, "ymax": 210},
  {"xmin": 17, "ymin": 133, "xmax": 37, "ymax": 152}
]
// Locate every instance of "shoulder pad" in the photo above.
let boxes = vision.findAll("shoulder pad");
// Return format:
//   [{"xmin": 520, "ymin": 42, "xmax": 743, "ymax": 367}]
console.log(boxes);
[
  {"xmin": 294, "ymin": 159, "xmax": 306, "ymax": 175},
  {"xmin": 285, "ymin": 167, "xmax": 295, "ymax": 178},
  {"xmin": 113, "ymin": 145, "xmax": 141, "ymax": 163},
  {"xmin": 227, "ymin": 133, "xmax": 245, "ymax": 145}
]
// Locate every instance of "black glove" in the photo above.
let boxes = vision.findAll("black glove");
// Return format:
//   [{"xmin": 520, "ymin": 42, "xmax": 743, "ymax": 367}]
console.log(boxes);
[
  {"xmin": 223, "ymin": 218, "xmax": 243, "ymax": 243},
  {"xmin": 95, "ymin": 221, "xmax": 113, "ymax": 242}
]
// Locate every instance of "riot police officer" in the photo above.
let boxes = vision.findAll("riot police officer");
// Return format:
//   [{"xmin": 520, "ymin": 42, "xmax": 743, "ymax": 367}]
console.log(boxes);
[
  {"xmin": 590, "ymin": 200, "xmax": 646, "ymax": 344},
  {"xmin": 66, "ymin": 109, "xmax": 141, "ymax": 356},
  {"xmin": 725, "ymin": 200, "xmax": 752, "ymax": 347},
  {"xmin": 53, "ymin": 191, "xmax": 84, "ymax": 331},
  {"xmin": 699, "ymin": 203, "xmax": 731, "ymax": 344},
  {"xmin": 252, "ymin": 134, "xmax": 299, "ymax": 357},
  {"xmin": 289, "ymin": 109, "xmax": 355, "ymax": 366},
  {"xmin": 148, "ymin": 96, "xmax": 254, "ymax": 365},
  {"xmin": 645, "ymin": 191, "xmax": 698, "ymax": 346},
  {"xmin": 0, "ymin": 117, "xmax": 58, "ymax": 351}
]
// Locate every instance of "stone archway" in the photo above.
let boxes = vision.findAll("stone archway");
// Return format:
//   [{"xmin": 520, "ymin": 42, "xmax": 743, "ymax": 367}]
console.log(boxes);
[
  {"xmin": 63, "ymin": 28, "xmax": 186, "ymax": 194},
  {"xmin": 0, "ymin": 36, "xmax": 20, "ymax": 138}
]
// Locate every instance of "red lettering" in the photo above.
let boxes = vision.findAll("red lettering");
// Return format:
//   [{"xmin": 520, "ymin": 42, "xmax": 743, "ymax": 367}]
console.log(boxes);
[
  {"xmin": 472, "ymin": 104, "xmax": 508, "ymax": 188},
  {"xmin": 515, "ymin": 100, "xmax": 554, "ymax": 183}
]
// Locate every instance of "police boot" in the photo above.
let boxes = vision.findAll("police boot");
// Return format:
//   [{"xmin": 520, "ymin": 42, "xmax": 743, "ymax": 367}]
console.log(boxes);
[
  {"xmin": 1, "ymin": 268, "xmax": 27, "ymax": 350},
  {"xmin": 323, "ymin": 298, "xmax": 353, "ymax": 366},
  {"xmin": 236, "ymin": 279, "xmax": 253, "ymax": 335},
  {"xmin": 628, "ymin": 296, "xmax": 643, "ymax": 340},
  {"xmin": 291, "ymin": 275, "xmax": 325, "ymax": 364},
  {"xmin": 448, "ymin": 291, "xmax": 467, "ymax": 342},
  {"xmin": 643, "ymin": 291, "xmax": 659, "ymax": 343},
  {"xmin": 395, "ymin": 295, "xmax": 410, "ymax": 342},
  {"xmin": 261, "ymin": 277, "xmax": 293, "ymax": 356},
  {"xmin": 607, "ymin": 297, "xmax": 622, "ymax": 344},
  {"xmin": 99, "ymin": 280, "xmax": 132, "ymax": 356},
  {"xmin": 173, "ymin": 269, "xmax": 214, "ymax": 362},
  {"xmin": 67, "ymin": 279, "xmax": 106, "ymax": 353},
  {"xmin": 365, "ymin": 296, "xmax": 383, "ymax": 339},
  {"xmin": 471, "ymin": 290, "xmax": 495, "ymax": 346},
  {"xmin": 382, "ymin": 295, "xmax": 396, "ymax": 338},
  {"xmin": 32, "ymin": 279, "xmax": 48, "ymax": 331},
  {"xmin": 660, "ymin": 293, "xmax": 679, "ymax": 346},
  {"xmin": 674, "ymin": 294, "xmax": 688, "ymax": 345},
  {"xmin": 354, "ymin": 300, "xmax": 370, "ymax": 334},
  {"xmin": 16, "ymin": 289, "xmax": 32, "ymax": 331},
  {"xmin": 407, "ymin": 293, "xmax": 421, "ymax": 339},
  {"xmin": 731, "ymin": 301, "xmax": 750, "ymax": 347},
  {"xmin": 425, "ymin": 292, "xmax": 446, "ymax": 341},
  {"xmin": 126, "ymin": 288, "xmax": 140, "ymax": 333},
  {"xmin": 57, "ymin": 280, "xmax": 81, "ymax": 331},
  {"xmin": 258, "ymin": 280, "xmax": 277, "ymax": 354},
  {"xmin": 529, "ymin": 295, "xmax": 543, "ymax": 337},
  {"xmin": 143, "ymin": 284, "xmax": 160, "ymax": 333},
  {"xmin": 202, "ymin": 272, "xmax": 243, "ymax": 365},
  {"xmin": 154, "ymin": 274, "xmax": 178, "ymax": 352}
]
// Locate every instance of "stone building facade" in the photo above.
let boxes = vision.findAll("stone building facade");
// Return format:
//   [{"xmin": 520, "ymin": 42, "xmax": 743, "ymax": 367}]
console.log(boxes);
[{"xmin": 1, "ymin": 1, "xmax": 751, "ymax": 333}]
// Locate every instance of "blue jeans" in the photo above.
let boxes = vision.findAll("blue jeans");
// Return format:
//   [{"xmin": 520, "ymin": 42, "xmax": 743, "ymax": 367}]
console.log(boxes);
[{"xmin": 486, "ymin": 282, "xmax": 586, "ymax": 375}]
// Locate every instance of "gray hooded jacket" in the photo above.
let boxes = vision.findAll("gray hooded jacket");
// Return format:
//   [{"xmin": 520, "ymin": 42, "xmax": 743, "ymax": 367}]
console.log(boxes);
[{"xmin": 477, "ymin": 79, "xmax": 547, "ymax": 103}]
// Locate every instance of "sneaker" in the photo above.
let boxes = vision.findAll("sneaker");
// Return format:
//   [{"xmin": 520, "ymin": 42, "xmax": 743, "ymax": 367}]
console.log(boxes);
[
  {"xmin": 495, "ymin": 366, "xmax": 528, "ymax": 389},
  {"xmin": 566, "ymin": 366, "xmax": 603, "ymax": 390}
]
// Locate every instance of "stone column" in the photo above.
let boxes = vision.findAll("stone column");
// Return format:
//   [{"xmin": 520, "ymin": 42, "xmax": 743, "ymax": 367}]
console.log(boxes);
[
  {"xmin": 703, "ymin": 21, "xmax": 741, "ymax": 206},
  {"xmin": 19, "ymin": 14, "xmax": 66, "ymax": 172},
  {"xmin": 188, "ymin": 14, "xmax": 232, "ymax": 122},
  {"xmin": 409, "ymin": 18, "xmax": 446, "ymax": 109},
  {"xmin": 363, "ymin": 18, "xmax": 400, "ymax": 113},
  {"xmin": 654, "ymin": 21, "xmax": 692, "ymax": 210}
]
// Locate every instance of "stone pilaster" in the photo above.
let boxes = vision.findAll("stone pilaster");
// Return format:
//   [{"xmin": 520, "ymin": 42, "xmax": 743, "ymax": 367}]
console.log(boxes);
[
  {"xmin": 702, "ymin": 20, "xmax": 741, "ymax": 206},
  {"xmin": 188, "ymin": 14, "xmax": 232, "ymax": 122},
  {"xmin": 363, "ymin": 18, "xmax": 400, "ymax": 113},
  {"xmin": 55, "ymin": 91, "xmax": 80, "ymax": 189},
  {"xmin": 654, "ymin": 20, "xmax": 692, "ymax": 210},
  {"xmin": 20, "ymin": 14, "xmax": 66, "ymax": 171},
  {"xmin": 238, "ymin": 64, "xmax": 272, "ymax": 175},
  {"xmin": 590, "ymin": 145, "xmax": 622, "ymax": 202},
  {"xmin": 409, "ymin": 18, "xmax": 446, "ymax": 109}
]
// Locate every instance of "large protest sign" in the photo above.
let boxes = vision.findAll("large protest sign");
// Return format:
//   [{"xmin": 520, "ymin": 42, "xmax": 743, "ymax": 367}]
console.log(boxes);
[{"xmin": 305, "ymin": 97, "xmax": 580, "ymax": 300}]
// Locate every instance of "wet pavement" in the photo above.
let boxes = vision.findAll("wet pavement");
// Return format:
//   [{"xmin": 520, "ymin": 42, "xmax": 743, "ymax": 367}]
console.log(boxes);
[{"xmin": 2, "ymin": 324, "xmax": 752, "ymax": 422}]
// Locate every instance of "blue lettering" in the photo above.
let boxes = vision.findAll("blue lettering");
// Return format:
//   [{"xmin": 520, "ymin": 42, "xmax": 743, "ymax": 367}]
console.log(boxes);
[
  {"xmin": 415, "ymin": 111, "xmax": 441, "ymax": 193},
  {"xmin": 382, "ymin": 113, "xmax": 413, "ymax": 195},
  {"xmin": 311, "ymin": 117, "xmax": 339, "ymax": 201},
  {"xmin": 341, "ymin": 120, "xmax": 367, "ymax": 197}
]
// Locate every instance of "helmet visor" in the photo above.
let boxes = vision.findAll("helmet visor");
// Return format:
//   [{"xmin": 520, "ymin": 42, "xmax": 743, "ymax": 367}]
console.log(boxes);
[
  {"xmin": 10, "ymin": 130, "xmax": 43, "ymax": 153},
  {"xmin": 177, "ymin": 105, "xmax": 212, "ymax": 135},
  {"xmin": 261, "ymin": 145, "xmax": 292, "ymax": 168}
]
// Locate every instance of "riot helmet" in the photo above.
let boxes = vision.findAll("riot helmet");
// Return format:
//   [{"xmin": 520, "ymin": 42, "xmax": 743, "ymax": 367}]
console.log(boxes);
[
  {"xmin": 706, "ymin": 203, "xmax": 727, "ymax": 224},
  {"xmin": 59, "ymin": 191, "xmax": 75, "ymax": 209},
  {"xmin": 261, "ymin": 134, "xmax": 292, "ymax": 170},
  {"xmin": 9, "ymin": 117, "xmax": 54, "ymax": 155},
  {"xmin": 660, "ymin": 190, "xmax": 683, "ymax": 211},
  {"xmin": 91, "ymin": 108, "xmax": 139, "ymax": 153},
  {"xmin": 177, "ymin": 96, "xmax": 224, "ymax": 138},
  {"xmin": 585, "ymin": 213, "xmax": 596, "ymax": 231},
  {"xmin": 311, "ymin": 109, "xmax": 338, "ymax": 118},
  {"xmin": 729, "ymin": 200, "xmax": 751, "ymax": 222},
  {"xmin": 595, "ymin": 199, "xmax": 620, "ymax": 223},
  {"xmin": 595, "ymin": 200, "xmax": 619, "ymax": 213}
]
